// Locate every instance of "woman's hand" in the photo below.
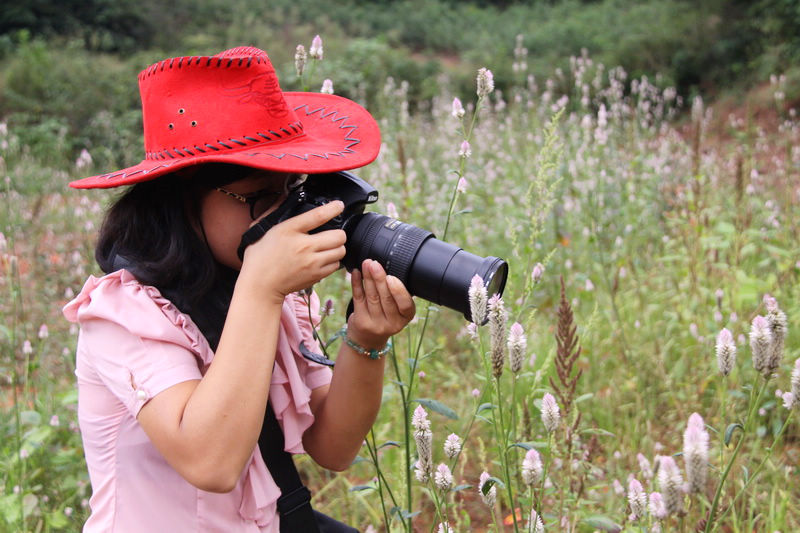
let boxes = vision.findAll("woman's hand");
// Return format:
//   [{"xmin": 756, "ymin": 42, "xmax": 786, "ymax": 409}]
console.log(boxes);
[
  {"xmin": 346, "ymin": 259, "xmax": 416, "ymax": 350},
  {"xmin": 239, "ymin": 201, "xmax": 347, "ymax": 305},
  {"xmin": 302, "ymin": 259, "xmax": 415, "ymax": 470}
]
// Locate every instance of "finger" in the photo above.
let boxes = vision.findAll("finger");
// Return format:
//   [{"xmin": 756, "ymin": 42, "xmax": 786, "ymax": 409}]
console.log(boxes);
[
  {"xmin": 318, "ymin": 259, "xmax": 342, "ymax": 280},
  {"xmin": 370, "ymin": 261, "xmax": 402, "ymax": 318},
  {"xmin": 309, "ymin": 229, "xmax": 347, "ymax": 251},
  {"xmin": 351, "ymin": 268, "xmax": 366, "ymax": 309},
  {"xmin": 284, "ymin": 201, "xmax": 345, "ymax": 233},
  {"xmin": 387, "ymin": 275, "xmax": 415, "ymax": 319},
  {"xmin": 360, "ymin": 260, "xmax": 385, "ymax": 318},
  {"xmin": 316, "ymin": 246, "xmax": 346, "ymax": 267}
]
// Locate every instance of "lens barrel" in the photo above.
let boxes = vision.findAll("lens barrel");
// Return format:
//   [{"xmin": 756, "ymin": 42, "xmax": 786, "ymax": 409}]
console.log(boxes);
[{"xmin": 344, "ymin": 213, "xmax": 508, "ymax": 322}]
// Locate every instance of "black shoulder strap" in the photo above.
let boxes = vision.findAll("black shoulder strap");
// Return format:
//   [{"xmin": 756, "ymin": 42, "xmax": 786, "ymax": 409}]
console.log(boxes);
[{"xmin": 260, "ymin": 403, "xmax": 320, "ymax": 533}]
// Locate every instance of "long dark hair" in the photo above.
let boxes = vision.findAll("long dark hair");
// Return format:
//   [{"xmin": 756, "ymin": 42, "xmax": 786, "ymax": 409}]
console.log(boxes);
[{"xmin": 95, "ymin": 164, "xmax": 254, "ymax": 349}]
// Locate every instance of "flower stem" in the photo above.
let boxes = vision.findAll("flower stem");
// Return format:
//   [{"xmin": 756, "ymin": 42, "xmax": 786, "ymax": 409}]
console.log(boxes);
[
  {"xmin": 366, "ymin": 430, "xmax": 395, "ymax": 529},
  {"xmin": 388, "ymin": 338, "xmax": 413, "ymax": 533},
  {"xmin": 712, "ymin": 413, "xmax": 793, "ymax": 528},
  {"xmin": 495, "ymin": 375, "xmax": 520, "ymax": 533},
  {"xmin": 704, "ymin": 379, "xmax": 768, "ymax": 532}
]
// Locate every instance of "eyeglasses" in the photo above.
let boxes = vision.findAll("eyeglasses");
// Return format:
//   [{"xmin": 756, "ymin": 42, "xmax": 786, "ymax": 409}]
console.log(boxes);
[{"xmin": 215, "ymin": 175, "xmax": 298, "ymax": 220}]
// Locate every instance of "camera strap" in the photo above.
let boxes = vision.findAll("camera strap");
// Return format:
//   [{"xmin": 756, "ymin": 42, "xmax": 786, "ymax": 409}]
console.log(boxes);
[
  {"xmin": 297, "ymin": 299, "xmax": 356, "ymax": 368},
  {"xmin": 260, "ymin": 402, "xmax": 320, "ymax": 532}
]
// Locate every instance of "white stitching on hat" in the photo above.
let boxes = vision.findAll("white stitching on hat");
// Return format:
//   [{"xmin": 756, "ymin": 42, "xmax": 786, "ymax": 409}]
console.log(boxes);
[{"xmin": 98, "ymin": 105, "xmax": 364, "ymax": 182}]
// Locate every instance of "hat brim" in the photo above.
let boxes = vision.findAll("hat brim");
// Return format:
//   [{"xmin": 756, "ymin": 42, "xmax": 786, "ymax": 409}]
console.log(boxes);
[{"xmin": 69, "ymin": 93, "xmax": 381, "ymax": 189}]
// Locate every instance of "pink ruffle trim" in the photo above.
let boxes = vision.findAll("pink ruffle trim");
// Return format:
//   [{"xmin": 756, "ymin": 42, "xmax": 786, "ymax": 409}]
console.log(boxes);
[{"xmin": 63, "ymin": 269, "xmax": 329, "ymax": 529}]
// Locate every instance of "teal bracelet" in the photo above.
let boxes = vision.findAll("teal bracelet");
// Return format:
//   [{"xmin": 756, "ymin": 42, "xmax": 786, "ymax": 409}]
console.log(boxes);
[{"xmin": 339, "ymin": 327, "xmax": 392, "ymax": 360}]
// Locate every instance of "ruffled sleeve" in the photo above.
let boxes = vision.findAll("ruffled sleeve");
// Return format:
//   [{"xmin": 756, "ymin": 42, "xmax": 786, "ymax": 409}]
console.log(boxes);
[
  {"xmin": 268, "ymin": 291, "xmax": 333, "ymax": 454},
  {"xmin": 63, "ymin": 270, "xmax": 212, "ymax": 417}
]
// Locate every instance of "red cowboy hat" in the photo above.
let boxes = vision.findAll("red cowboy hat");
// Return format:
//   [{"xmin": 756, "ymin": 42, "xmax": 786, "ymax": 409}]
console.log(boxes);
[{"xmin": 69, "ymin": 46, "xmax": 381, "ymax": 189}]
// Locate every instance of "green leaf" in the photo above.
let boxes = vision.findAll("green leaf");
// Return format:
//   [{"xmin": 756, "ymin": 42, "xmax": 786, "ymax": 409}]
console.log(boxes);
[
  {"xmin": 19, "ymin": 411, "xmax": 41, "ymax": 426},
  {"xmin": 509, "ymin": 442, "xmax": 533, "ymax": 451},
  {"xmin": 714, "ymin": 221, "xmax": 735, "ymax": 236},
  {"xmin": 729, "ymin": 389, "xmax": 749, "ymax": 400},
  {"xmin": 765, "ymin": 244, "xmax": 791, "ymax": 258},
  {"xmin": 575, "ymin": 393, "xmax": 594, "ymax": 403},
  {"xmin": 60, "ymin": 388, "xmax": 79, "ymax": 406},
  {"xmin": 477, "ymin": 402, "xmax": 495, "ymax": 413},
  {"xmin": 582, "ymin": 515, "xmax": 622, "ymax": 532},
  {"xmin": 0, "ymin": 494, "xmax": 21, "ymax": 524},
  {"xmin": 401, "ymin": 510, "xmax": 421, "ymax": 519},
  {"xmin": 580, "ymin": 428, "xmax": 616, "ymax": 437},
  {"xmin": 46, "ymin": 510, "xmax": 70, "ymax": 528},
  {"xmin": 414, "ymin": 398, "xmax": 458, "ymax": 420},
  {"xmin": 724, "ymin": 423, "xmax": 744, "ymax": 446},
  {"xmin": 481, "ymin": 476, "xmax": 505, "ymax": 494},
  {"xmin": 349, "ymin": 485, "xmax": 375, "ymax": 492},
  {"xmin": 452, "ymin": 484, "xmax": 472, "ymax": 492},
  {"xmin": 23, "ymin": 425, "xmax": 53, "ymax": 445},
  {"xmin": 23, "ymin": 494, "xmax": 37, "ymax": 517}
]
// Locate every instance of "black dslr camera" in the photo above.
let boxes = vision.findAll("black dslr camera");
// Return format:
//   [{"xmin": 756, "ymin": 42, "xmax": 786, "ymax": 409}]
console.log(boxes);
[{"xmin": 237, "ymin": 171, "xmax": 507, "ymax": 323}]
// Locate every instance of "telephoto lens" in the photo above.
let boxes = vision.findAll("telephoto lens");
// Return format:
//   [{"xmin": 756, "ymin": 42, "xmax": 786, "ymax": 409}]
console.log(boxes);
[
  {"xmin": 237, "ymin": 170, "xmax": 509, "ymax": 322},
  {"xmin": 342, "ymin": 213, "xmax": 508, "ymax": 323}
]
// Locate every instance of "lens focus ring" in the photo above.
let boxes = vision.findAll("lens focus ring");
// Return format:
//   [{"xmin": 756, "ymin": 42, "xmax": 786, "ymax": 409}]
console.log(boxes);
[{"xmin": 385, "ymin": 224, "xmax": 432, "ymax": 283}]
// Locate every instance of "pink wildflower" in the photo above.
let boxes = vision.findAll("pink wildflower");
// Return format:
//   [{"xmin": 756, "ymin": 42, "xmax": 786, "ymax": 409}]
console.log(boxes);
[
  {"xmin": 477, "ymin": 68, "xmax": 495, "ymax": 98},
  {"xmin": 715, "ymin": 328, "xmax": 736, "ymax": 376},
  {"xmin": 458, "ymin": 140, "xmax": 472, "ymax": 159},
  {"xmin": 657, "ymin": 455, "xmax": 685, "ymax": 515},
  {"xmin": 521, "ymin": 448, "xmax": 543, "ymax": 485},
  {"xmin": 443, "ymin": 433, "xmax": 462, "ymax": 459},
  {"xmin": 434, "ymin": 463, "xmax": 453, "ymax": 491},
  {"xmin": 683, "ymin": 413, "xmax": 709, "ymax": 493},
  {"xmin": 648, "ymin": 492, "xmax": 667, "ymax": 520},
  {"xmin": 386, "ymin": 202, "xmax": 399, "ymax": 219},
  {"xmin": 488, "ymin": 295, "xmax": 507, "ymax": 378},
  {"xmin": 451, "ymin": 97, "xmax": 465, "ymax": 119},
  {"xmin": 468, "ymin": 275, "xmax": 487, "ymax": 324},
  {"xmin": 478, "ymin": 471, "xmax": 497, "ymax": 506},
  {"xmin": 628, "ymin": 478, "xmax": 647, "ymax": 520},
  {"xmin": 750, "ymin": 315, "xmax": 772, "ymax": 377},
  {"xmin": 309, "ymin": 35, "xmax": 323, "ymax": 60},
  {"xmin": 294, "ymin": 45, "xmax": 307, "ymax": 76},
  {"xmin": 541, "ymin": 393, "xmax": 560, "ymax": 433},
  {"xmin": 508, "ymin": 322, "xmax": 526, "ymax": 374},
  {"xmin": 531, "ymin": 262, "xmax": 544, "ymax": 283}
]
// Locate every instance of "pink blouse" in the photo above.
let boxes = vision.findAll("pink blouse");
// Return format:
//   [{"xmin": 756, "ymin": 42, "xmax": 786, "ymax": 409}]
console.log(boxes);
[{"xmin": 63, "ymin": 270, "xmax": 333, "ymax": 532}]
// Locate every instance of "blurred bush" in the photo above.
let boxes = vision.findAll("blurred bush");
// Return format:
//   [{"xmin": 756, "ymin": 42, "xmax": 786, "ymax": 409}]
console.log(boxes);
[
  {"xmin": 0, "ymin": 37, "xmax": 141, "ymax": 170},
  {"xmin": 1, "ymin": 0, "xmax": 799, "ymax": 170}
]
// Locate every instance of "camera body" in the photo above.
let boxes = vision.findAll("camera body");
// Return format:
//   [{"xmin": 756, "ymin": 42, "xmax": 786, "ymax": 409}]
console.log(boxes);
[{"xmin": 238, "ymin": 171, "xmax": 507, "ymax": 323}]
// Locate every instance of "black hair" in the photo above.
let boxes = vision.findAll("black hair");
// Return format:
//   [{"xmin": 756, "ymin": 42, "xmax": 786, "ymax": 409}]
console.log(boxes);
[{"xmin": 95, "ymin": 163, "xmax": 256, "ymax": 349}]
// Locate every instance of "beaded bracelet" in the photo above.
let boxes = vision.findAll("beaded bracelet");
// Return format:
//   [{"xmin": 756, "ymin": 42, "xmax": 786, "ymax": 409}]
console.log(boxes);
[{"xmin": 338, "ymin": 326, "xmax": 392, "ymax": 360}]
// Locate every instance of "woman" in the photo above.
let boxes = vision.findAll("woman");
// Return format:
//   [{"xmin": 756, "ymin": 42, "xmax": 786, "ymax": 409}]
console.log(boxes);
[{"xmin": 63, "ymin": 46, "xmax": 414, "ymax": 532}]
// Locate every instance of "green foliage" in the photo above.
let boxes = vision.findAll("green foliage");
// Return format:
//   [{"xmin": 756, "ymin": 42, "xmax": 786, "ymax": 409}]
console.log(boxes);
[
  {"xmin": 1, "ymin": 4, "xmax": 799, "ymax": 530},
  {"xmin": 0, "ymin": 38, "xmax": 141, "ymax": 175}
]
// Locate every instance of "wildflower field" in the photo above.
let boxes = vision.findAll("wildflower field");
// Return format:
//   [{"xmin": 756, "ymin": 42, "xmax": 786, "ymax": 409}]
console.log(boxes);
[{"xmin": 2, "ymin": 33, "xmax": 800, "ymax": 533}]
